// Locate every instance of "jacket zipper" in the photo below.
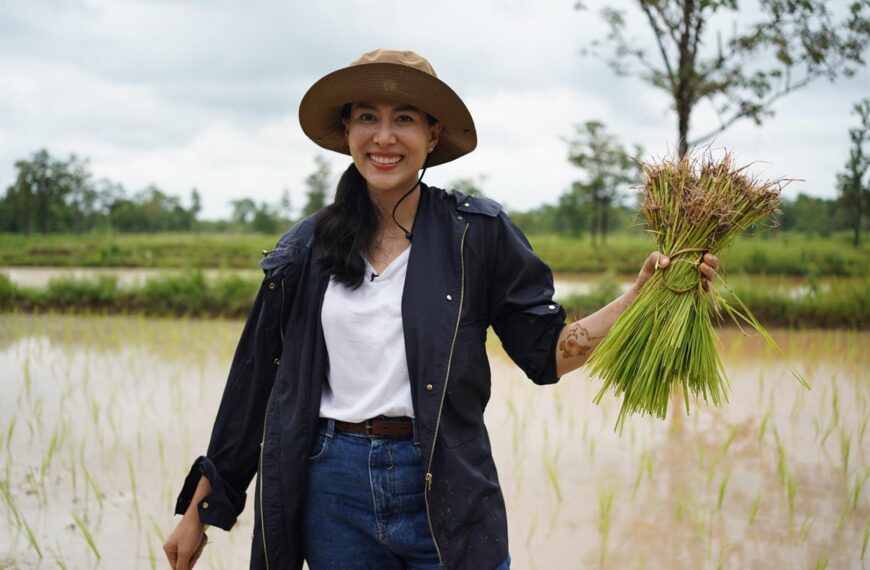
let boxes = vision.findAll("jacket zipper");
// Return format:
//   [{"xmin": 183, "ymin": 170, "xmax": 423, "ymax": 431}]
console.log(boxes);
[
  {"xmin": 258, "ymin": 389, "xmax": 274, "ymax": 570},
  {"xmin": 259, "ymin": 276, "xmax": 283, "ymax": 570},
  {"xmin": 424, "ymin": 221, "xmax": 469, "ymax": 566}
]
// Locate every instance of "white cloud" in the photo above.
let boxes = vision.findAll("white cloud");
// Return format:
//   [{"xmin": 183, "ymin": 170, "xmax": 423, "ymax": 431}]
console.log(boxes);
[{"xmin": 1, "ymin": 0, "xmax": 867, "ymax": 220}]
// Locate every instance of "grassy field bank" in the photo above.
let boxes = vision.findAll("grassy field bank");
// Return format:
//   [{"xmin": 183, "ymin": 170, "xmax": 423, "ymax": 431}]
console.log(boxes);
[
  {"xmin": 1, "ymin": 231, "xmax": 867, "ymax": 276},
  {"xmin": 1, "ymin": 271, "xmax": 867, "ymax": 328}
]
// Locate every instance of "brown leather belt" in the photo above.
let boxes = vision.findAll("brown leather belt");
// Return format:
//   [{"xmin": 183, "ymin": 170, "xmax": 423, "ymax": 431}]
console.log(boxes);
[{"xmin": 330, "ymin": 416, "xmax": 414, "ymax": 437}]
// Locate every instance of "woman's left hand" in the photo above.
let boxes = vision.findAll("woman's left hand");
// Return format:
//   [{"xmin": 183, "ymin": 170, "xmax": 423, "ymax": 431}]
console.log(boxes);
[{"xmin": 632, "ymin": 251, "xmax": 720, "ymax": 293}]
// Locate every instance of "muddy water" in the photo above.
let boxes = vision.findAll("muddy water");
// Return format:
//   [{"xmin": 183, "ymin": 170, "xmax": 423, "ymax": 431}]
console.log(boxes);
[{"xmin": 0, "ymin": 316, "xmax": 867, "ymax": 569}]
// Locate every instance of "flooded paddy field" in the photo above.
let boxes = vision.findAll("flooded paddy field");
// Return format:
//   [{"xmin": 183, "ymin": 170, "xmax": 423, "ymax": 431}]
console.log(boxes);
[{"xmin": 0, "ymin": 315, "xmax": 867, "ymax": 568}]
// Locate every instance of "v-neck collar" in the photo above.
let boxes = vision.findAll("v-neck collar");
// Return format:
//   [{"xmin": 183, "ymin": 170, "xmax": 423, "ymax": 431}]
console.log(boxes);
[{"xmin": 361, "ymin": 244, "xmax": 411, "ymax": 280}]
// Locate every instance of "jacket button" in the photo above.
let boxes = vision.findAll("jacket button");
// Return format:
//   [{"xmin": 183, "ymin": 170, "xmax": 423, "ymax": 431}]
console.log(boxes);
[
  {"xmin": 274, "ymin": 358, "xmax": 280, "ymax": 365},
  {"xmin": 549, "ymin": 304, "xmax": 556, "ymax": 310},
  {"xmin": 202, "ymin": 501, "xmax": 209, "ymax": 509},
  {"xmin": 446, "ymin": 294, "xmax": 452, "ymax": 301},
  {"xmin": 456, "ymin": 215, "xmax": 463, "ymax": 221},
  {"xmin": 426, "ymin": 384, "xmax": 434, "ymax": 391},
  {"xmin": 268, "ymin": 282, "xmax": 276, "ymax": 290},
  {"xmin": 463, "ymin": 202, "xmax": 470, "ymax": 207}
]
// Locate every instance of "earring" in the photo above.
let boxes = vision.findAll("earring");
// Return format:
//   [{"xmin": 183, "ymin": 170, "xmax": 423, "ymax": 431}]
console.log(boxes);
[{"xmin": 428, "ymin": 146, "xmax": 435, "ymax": 153}]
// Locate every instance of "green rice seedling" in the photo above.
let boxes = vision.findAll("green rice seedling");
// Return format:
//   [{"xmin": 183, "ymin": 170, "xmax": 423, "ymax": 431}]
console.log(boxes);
[
  {"xmin": 147, "ymin": 534, "xmax": 158, "ymax": 570},
  {"xmin": 598, "ymin": 489, "xmax": 615, "ymax": 566},
  {"xmin": 862, "ymin": 519, "xmax": 869, "ymax": 559},
  {"xmin": 80, "ymin": 455, "xmax": 103, "ymax": 511},
  {"xmin": 820, "ymin": 421, "xmax": 836, "ymax": 449},
  {"xmin": 72, "ymin": 511, "xmax": 101, "ymax": 560},
  {"xmin": 840, "ymin": 428, "xmax": 852, "ymax": 472},
  {"xmin": 20, "ymin": 509, "xmax": 43, "ymax": 559},
  {"xmin": 0, "ymin": 479, "xmax": 22, "ymax": 528},
  {"xmin": 717, "ymin": 470, "xmax": 730, "ymax": 510},
  {"xmin": 773, "ymin": 428, "xmax": 788, "ymax": 486},
  {"xmin": 747, "ymin": 494, "xmax": 761, "ymax": 525},
  {"xmin": 587, "ymin": 151, "xmax": 807, "ymax": 432},
  {"xmin": 786, "ymin": 472, "xmax": 797, "ymax": 517},
  {"xmin": 526, "ymin": 510, "xmax": 538, "ymax": 547},
  {"xmin": 791, "ymin": 389, "xmax": 804, "ymax": 421},
  {"xmin": 797, "ymin": 515, "xmax": 814, "ymax": 542},
  {"xmin": 4, "ymin": 417, "xmax": 13, "ymax": 456},
  {"xmin": 52, "ymin": 537, "xmax": 69, "ymax": 570},
  {"xmin": 859, "ymin": 418, "xmax": 867, "ymax": 451},
  {"xmin": 22, "ymin": 355, "xmax": 32, "ymax": 401},
  {"xmin": 543, "ymin": 453, "xmax": 562, "ymax": 502},
  {"xmin": 632, "ymin": 450, "xmax": 654, "ymax": 499},
  {"xmin": 814, "ymin": 553, "xmax": 829, "ymax": 570},
  {"xmin": 758, "ymin": 408, "xmax": 772, "ymax": 444},
  {"xmin": 128, "ymin": 452, "xmax": 141, "ymax": 527},
  {"xmin": 850, "ymin": 470, "xmax": 869, "ymax": 512},
  {"xmin": 148, "ymin": 514, "xmax": 167, "ymax": 542}
]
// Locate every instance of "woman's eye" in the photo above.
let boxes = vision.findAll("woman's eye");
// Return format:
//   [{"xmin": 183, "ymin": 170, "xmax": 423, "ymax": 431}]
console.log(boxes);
[
  {"xmin": 358, "ymin": 113, "xmax": 375, "ymax": 121},
  {"xmin": 396, "ymin": 115, "xmax": 415, "ymax": 123}
]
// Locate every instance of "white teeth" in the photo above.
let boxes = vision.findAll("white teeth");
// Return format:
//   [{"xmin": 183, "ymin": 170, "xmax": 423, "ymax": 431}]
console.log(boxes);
[{"xmin": 370, "ymin": 154, "xmax": 401, "ymax": 165}]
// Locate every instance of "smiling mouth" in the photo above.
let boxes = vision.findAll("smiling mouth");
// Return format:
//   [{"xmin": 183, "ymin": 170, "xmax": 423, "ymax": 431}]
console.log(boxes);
[{"xmin": 369, "ymin": 153, "xmax": 403, "ymax": 166}]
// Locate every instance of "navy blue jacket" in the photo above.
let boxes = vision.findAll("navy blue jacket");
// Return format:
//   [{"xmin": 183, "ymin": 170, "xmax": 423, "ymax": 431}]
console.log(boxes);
[{"xmin": 175, "ymin": 184, "xmax": 567, "ymax": 569}]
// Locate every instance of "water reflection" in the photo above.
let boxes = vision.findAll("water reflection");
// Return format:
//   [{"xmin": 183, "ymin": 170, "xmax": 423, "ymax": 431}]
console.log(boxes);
[{"xmin": 0, "ymin": 316, "xmax": 867, "ymax": 568}]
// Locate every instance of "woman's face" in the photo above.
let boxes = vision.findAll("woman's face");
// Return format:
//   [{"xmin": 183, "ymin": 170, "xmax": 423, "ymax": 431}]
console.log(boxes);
[{"xmin": 343, "ymin": 101, "xmax": 442, "ymax": 196}]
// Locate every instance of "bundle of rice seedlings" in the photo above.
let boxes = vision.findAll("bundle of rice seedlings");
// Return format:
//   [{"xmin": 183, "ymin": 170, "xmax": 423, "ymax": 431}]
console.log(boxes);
[{"xmin": 586, "ymin": 150, "xmax": 808, "ymax": 432}]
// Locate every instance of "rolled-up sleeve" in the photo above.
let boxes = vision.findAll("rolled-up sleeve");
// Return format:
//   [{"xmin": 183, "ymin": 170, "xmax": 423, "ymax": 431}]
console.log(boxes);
[
  {"xmin": 174, "ymin": 455, "xmax": 246, "ymax": 531},
  {"xmin": 488, "ymin": 212, "xmax": 566, "ymax": 385}
]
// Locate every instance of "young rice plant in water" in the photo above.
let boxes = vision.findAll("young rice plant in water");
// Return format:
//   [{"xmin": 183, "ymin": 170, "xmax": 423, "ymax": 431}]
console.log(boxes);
[{"xmin": 587, "ymin": 150, "xmax": 808, "ymax": 432}]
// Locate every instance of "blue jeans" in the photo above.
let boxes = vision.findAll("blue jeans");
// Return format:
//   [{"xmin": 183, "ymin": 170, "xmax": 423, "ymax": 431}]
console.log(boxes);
[{"xmin": 302, "ymin": 418, "xmax": 510, "ymax": 570}]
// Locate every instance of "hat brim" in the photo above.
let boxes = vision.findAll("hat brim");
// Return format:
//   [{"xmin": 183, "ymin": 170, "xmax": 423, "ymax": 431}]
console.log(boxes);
[{"xmin": 299, "ymin": 62, "xmax": 476, "ymax": 167}]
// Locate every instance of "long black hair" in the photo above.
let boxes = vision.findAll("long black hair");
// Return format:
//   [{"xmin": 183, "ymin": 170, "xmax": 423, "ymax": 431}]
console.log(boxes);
[
  {"xmin": 314, "ymin": 161, "xmax": 378, "ymax": 289},
  {"xmin": 314, "ymin": 103, "xmax": 436, "ymax": 289}
]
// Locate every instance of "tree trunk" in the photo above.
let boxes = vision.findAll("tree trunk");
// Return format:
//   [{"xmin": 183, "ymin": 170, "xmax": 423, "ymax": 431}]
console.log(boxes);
[{"xmin": 676, "ymin": 0, "xmax": 695, "ymax": 159}]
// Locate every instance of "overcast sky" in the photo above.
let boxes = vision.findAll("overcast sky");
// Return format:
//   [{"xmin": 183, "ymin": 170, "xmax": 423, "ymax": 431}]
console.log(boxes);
[{"xmin": 1, "ymin": 0, "xmax": 867, "ymax": 220}]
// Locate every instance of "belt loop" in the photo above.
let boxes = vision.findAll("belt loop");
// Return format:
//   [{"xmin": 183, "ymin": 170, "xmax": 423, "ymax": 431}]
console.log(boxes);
[
  {"xmin": 326, "ymin": 417, "xmax": 336, "ymax": 439},
  {"xmin": 411, "ymin": 418, "xmax": 420, "ymax": 446}
]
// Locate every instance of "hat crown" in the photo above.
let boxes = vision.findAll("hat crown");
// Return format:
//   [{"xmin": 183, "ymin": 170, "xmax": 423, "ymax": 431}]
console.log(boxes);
[{"xmin": 350, "ymin": 49, "xmax": 437, "ymax": 78}]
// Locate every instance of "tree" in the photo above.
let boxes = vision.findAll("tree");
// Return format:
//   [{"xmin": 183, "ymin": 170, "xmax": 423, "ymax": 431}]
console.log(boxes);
[
  {"xmin": 837, "ymin": 98, "xmax": 870, "ymax": 246},
  {"xmin": 189, "ymin": 188, "xmax": 202, "ymax": 224},
  {"xmin": 302, "ymin": 155, "xmax": 332, "ymax": 217},
  {"xmin": 0, "ymin": 149, "xmax": 93, "ymax": 233},
  {"xmin": 567, "ymin": 121, "xmax": 642, "ymax": 243},
  {"xmin": 229, "ymin": 198, "xmax": 257, "ymax": 225},
  {"xmin": 251, "ymin": 202, "xmax": 281, "ymax": 234},
  {"xmin": 279, "ymin": 188, "xmax": 293, "ymax": 222},
  {"xmin": 583, "ymin": 1, "xmax": 870, "ymax": 157},
  {"xmin": 448, "ymin": 175, "xmax": 488, "ymax": 197}
]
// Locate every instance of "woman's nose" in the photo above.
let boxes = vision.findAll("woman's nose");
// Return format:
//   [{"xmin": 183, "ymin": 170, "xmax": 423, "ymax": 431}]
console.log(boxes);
[{"xmin": 372, "ymin": 121, "xmax": 397, "ymax": 145}]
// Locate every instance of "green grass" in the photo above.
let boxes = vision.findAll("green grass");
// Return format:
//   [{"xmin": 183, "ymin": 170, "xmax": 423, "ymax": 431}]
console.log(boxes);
[
  {"xmin": 2, "ymin": 231, "xmax": 867, "ymax": 275},
  {"xmin": 1, "ymin": 269, "xmax": 868, "ymax": 327},
  {"xmin": 561, "ymin": 278, "xmax": 870, "ymax": 329}
]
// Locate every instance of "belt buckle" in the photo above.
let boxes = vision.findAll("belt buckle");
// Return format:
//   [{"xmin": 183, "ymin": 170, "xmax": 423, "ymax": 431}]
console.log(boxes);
[{"xmin": 365, "ymin": 419, "xmax": 374, "ymax": 437}]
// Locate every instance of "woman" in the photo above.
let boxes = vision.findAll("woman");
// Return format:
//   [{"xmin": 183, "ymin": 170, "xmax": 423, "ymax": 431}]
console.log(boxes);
[{"xmin": 163, "ymin": 49, "xmax": 718, "ymax": 570}]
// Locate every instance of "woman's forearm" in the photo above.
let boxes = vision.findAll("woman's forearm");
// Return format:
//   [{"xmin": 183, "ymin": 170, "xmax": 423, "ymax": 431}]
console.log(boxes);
[{"xmin": 555, "ymin": 286, "xmax": 640, "ymax": 378}]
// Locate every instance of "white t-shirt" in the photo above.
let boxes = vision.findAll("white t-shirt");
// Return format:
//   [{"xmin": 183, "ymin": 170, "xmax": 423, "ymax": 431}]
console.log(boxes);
[{"xmin": 319, "ymin": 246, "xmax": 415, "ymax": 422}]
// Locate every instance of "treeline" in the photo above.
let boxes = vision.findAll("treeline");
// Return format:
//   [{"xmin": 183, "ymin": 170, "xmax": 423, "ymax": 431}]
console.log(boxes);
[
  {"xmin": 0, "ymin": 150, "xmax": 310, "ymax": 235},
  {"xmin": 0, "ymin": 146, "xmax": 866, "ymax": 241}
]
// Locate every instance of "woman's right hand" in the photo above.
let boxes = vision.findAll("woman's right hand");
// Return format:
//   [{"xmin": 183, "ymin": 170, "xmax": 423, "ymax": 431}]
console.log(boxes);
[{"xmin": 163, "ymin": 518, "xmax": 208, "ymax": 570}]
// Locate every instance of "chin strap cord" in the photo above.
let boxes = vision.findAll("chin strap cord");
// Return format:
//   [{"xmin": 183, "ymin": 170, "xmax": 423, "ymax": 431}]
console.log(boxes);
[{"xmin": 391, "ymin": 155, "xmax": 429, "ymax": 242}]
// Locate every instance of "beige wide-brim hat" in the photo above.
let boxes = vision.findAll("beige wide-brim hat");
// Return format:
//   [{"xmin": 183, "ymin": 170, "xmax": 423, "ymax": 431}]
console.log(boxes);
[{"xmin": 299, "ymin": 49, "xmax": 477, "ymax": 167}]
